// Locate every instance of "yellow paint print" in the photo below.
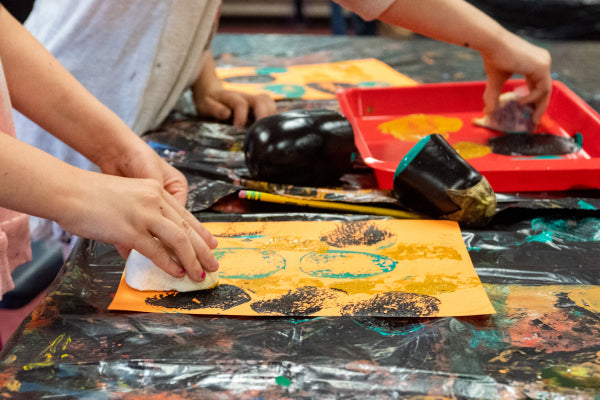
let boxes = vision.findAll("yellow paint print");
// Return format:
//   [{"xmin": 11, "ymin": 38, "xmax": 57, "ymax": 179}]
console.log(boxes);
[
  {"xmin": 452, "ymin": 141, "xmax": 492, "ymax": 159},
  {"xmin": 378, "ymin": 114, "xmax": 463, "ymax": 142}
]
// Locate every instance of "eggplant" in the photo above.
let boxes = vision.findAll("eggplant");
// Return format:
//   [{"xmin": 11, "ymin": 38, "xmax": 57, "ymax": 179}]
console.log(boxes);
[
  {"xmin": 244, "ymin": 109, "xmax": 356, "ymax": 186},
  {"xmin": 393, "ymin": 134, "xmax": 497, "ymax": 227}
]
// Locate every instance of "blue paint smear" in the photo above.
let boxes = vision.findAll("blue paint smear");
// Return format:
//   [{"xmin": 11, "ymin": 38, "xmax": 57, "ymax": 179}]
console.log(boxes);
[
  {"xmin": 356, "ymin": 81, "xmax": 391, "ymax": 87},
  {"xmin": 353, "ymin": 319, "xmax": 425, "ymax": 336},
  {"xmin": 513, "ymin": 155, "xmax": 562, "ymax": 160},
  {"xmin": 469, "ymin": 329, "xmax": 506, "ymax": 350},
  {"xmin": 256, "ymin": 66, "xmax": 287, "ymax": 74},
  {"xmin": 227, "ymin": 234, "xmax": 265, "ymax": 241},
  {"xmin": 263, "ymin": 83, "xmax": 306, "ymax": 98},
  {"xmin": 578, "ymin": 200, "xmax": 596, "ymax": 210},
  {"xmin": 289, "ymin": 317, "xmax": 322, "ymax": 324},
  {"xmin": 525, "ymin": 231, "xmax": 554, "ymax": 244},
  {"xmin": 466, "ymin": 246, "xmax": 483, "ymax": 252},
  {"xmin": 530, "ymin": 217, "xmax": 600, "ymax": 243}
]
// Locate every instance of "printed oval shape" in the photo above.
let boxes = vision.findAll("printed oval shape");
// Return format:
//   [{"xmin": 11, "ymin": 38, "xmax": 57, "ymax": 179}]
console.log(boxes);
[
  {"xmin": 299, "ymin": 250, "xmax": 397, "ymax": 279},
  {"xmin": 214, "ymin": 247, "xmax": 285, "ymax": 279}
]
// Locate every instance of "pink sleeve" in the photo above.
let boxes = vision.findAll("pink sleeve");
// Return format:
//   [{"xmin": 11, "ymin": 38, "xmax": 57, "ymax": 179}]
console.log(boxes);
[
  {"xmin": 332, "ymin": 0, "xmax": 395, "ymax": 21},
  {"xmin": 0, "ymin": 208, "xmax": 32, "ymax": 300}
]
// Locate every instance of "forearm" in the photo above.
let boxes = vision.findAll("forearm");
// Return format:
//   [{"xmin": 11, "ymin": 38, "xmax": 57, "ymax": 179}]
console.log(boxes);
[
  {"xmin": 378, "ymin": 0, "xmax": 512, "ymax": 56},
  {"xmin": 191, "ymin": 50, "xmax": 222, "ymax": 98},
  {"xmin": 0, "ymin": 6, "xmax": 142, "ymax": 170},
  {"xmin": 0, "ymin": 133, "xmax": 87, "ymax": 222}
]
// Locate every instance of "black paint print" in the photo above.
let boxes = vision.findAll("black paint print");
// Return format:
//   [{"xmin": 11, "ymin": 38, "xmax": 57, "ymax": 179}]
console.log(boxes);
[
  {"xmin": 145, "ymin": 284, "xmax": 251, "ymax": 311},
  {"xmin": 341, "ymin": 292, "xmax": 440, "ymax": 317},
  {"xmin": 250, "ymin": 286, "xmax": 339, "ymax": 316},
  {"xmin": 488, "ymin": 133, "xmax": 580, "ymax": 156},
  {"xmin": 320, "ymin": 221, "xmax": 393, "ymax": 247}
]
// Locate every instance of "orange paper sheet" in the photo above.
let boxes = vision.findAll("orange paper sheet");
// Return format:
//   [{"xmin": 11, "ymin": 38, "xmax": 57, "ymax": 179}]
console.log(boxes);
[
  {"xmin": 216, "ymin": 58, "xmax": 417, "ymax": 100},
  {"xmin": 109, "ymin": 220, "xmax": 496, "ymax": 317}
]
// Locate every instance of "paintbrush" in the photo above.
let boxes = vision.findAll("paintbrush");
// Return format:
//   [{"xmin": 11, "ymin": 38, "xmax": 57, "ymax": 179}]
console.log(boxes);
[{"xmin": 239, "ymin": 190, "xmax": 421, "ymax": 219}]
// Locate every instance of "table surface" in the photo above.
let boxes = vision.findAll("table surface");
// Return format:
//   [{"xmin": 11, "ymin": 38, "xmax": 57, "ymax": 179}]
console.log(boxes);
[{"xmin": 2, "ymin": 34, "xmax": 600, "ymax": 399}]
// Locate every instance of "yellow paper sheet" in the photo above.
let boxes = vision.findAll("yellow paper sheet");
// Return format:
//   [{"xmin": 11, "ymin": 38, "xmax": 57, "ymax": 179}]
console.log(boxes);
[
  {"xmin": 109, "ymin": 220, "xmax": 496, "ymax": 317},
  {"xmin": 217, "ymin": 58, "xmax": 417, "ymax": 100}
]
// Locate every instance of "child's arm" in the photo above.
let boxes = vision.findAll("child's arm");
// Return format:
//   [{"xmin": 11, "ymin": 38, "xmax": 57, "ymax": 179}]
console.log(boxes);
[
  {"xmin": 0, "ymin": 133, "xmax": 218, "ymax": 281},
  {"xmin": 337, "ymin": 0, "xmax": 552, "ymax": 125},
  {"xmin": 191, "ymin": 50, "xmax": 277, "ymax": 128}
]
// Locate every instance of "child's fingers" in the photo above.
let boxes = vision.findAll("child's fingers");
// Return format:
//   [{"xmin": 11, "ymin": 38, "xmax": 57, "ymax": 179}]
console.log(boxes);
[{"xmin": 156, "ymin": 195, "xmax": 219, "ymax": 274}]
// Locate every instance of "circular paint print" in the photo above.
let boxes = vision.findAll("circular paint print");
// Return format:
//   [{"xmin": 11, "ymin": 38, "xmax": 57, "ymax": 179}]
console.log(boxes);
[
  {"xmin": 341, "ymin": 292, "xmax": 441, "ymax": 317},
  {"xmin": 306, "ymin": 82, "xmax": 354, "ymax": 95},
  {"xmin": 214, "ymin": 247, "xmax": 285, "ymax": 279},
  {"xmin": 224, "ymin": 74, "xmax": 276, "ymax": 84},
  {"xmin": 488, "ymin": 133, "xmax": 581, "ymax": 156},
  {"xmin": 263, "ymin": 83, "xmax": 306, "ymax": 98},
  {"xmin": 299, "ymin": 250, "xmax": 397, "ymax": 279}
]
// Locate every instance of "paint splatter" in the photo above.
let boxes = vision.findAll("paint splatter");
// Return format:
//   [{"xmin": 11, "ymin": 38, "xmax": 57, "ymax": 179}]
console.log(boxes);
[
  {"xmin": 541, "ymin": 364, "xmax": 600, "ymax": 389},
  {"xmin": 404, "ymin": 274, "xmax": 462, "ymax": 296},
  {"xmin": 250, "ymin": 286, "xmax": 340, "ymax": 315},
  {"xmin": 341, "ymin": 292, "xmax": 441, "ymax": 317},
  {"xmin": 320, "ymin": 221, "xmax": 393, "ymax": 247},
  {"xmin": 378, "ymin": 114, "xmax": 462, "ymax": 142},
  {"xmin": 299, "ymin": 250, "xmax": 397, "ymax": 279},
  {"xmin": 145, "ymin": 284, "xmax": 251, "ymax": 310},
  {"xmin": 354, "ymin": 317, "xmax": 426, "ymax": 336},
  {"xmin": 260, "ymin": 236, "xmax": 329, "ymax": 253},
  {"xmin": 380, "ymin": 243, "xmax": 463, "ymax": 261},
  {"xmin": 275, "ymin": 375, "xmax": 292, "ymax": 387},
  {"xmin": 452, "ymin": 141, "xmax": 491, "ymax": 159},
  {"xmin": 531, "ymin": 217, "xmax": 600, "ymax": 242}
]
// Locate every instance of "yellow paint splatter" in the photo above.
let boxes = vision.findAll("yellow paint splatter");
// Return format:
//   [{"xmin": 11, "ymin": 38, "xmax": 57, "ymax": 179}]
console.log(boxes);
[
  {"xmin": 380, "ymin": 243, "xmax": 463, "ymax": 261},
  {"xmin": 260, "ymin": 236, "xmax": 329, "ymax": 253},
  {"xmin": 331, "ymin": 278, "xmax": 380, "ymax": 295},
  {"xmin": 452, "ymin": 141, "xmax": 491, "ymax": 159},
  {"xmin": 378, "ymin": 114, "xmax": 462, "ymax": 142},
  {"xmin": 5, "ymin": 379, "xmax": 21, "ymax": 392},
  {"xmin": 404, "ymin": 274, "xmax": 460, "ymax": 295},
  {"xmin": 4, "ymin": 354, "xmax": 17, "ymax": 364}
]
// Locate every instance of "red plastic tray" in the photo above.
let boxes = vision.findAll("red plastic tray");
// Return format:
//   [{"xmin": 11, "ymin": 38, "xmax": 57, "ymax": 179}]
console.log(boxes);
[{"xmin": 337, "ymin": 80, "xmax": 600, "ymax": 192}]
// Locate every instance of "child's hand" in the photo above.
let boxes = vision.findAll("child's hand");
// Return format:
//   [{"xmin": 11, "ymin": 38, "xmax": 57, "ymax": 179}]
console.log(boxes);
[
  {"xmin": 194, "ymin": 88, "xmax": 276, "ymax": 128},
  {"xmin": 60, "ymin": 170, "xmax": 219, "ymax": 282},
  {"xmin": 191, "ymin": 50, "xmax": 277, "ymax": 128},
  {"xmin": 96, "ymin": 136, "xmax": 189, "ymax": 206},
  {"xmin": 480, "ymin": 32, "xmax": 552, "ymax": 126}
]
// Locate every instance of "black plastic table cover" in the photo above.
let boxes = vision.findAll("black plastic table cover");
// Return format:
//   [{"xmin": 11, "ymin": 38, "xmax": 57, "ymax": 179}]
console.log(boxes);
[{"xmin": 1, "ymin": 34, "xmax": 600, "ymax": 399}]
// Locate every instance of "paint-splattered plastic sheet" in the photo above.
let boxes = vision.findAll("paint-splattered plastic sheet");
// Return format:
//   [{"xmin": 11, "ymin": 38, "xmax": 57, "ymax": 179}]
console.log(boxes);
[
  {"xmin": 3, "ymin": 34, "xmax": 600, "ymax": 399},
  {"xmin": 2, "ymin": 212, "xmax": 600, "ymax": 398}
]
